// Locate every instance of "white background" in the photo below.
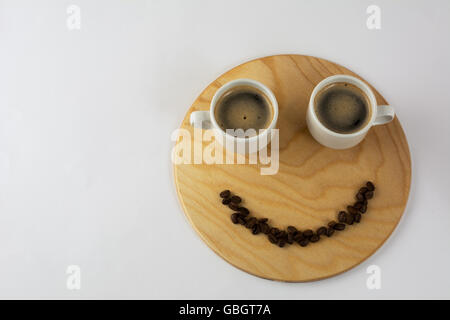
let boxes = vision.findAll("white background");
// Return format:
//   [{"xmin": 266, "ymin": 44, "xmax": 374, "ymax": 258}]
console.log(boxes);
[{"xmin": 0, "ymin": 0, "xmax": 449, "ymax": 299}]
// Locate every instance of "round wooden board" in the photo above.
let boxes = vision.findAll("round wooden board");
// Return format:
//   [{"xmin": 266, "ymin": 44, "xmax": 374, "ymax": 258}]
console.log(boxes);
[{"xmin": 173, "ymin": 54, "xmax": 411, "ymax": 282}]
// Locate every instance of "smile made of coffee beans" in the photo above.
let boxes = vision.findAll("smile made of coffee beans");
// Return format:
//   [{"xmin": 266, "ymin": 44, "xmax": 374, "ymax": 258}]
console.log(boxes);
[{"xmin": 219, "ymin": 181, "xmax": 375, "ymax": 248}]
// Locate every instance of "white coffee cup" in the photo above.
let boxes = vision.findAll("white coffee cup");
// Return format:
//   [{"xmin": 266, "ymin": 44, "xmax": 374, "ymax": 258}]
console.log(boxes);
[
  {"xmin": 189, "ymin": 79, "xmax": 278, "ymax": 154},
  {"xmin": 306, "ymin": 74, "xmax": 395, "ymax": 149}
]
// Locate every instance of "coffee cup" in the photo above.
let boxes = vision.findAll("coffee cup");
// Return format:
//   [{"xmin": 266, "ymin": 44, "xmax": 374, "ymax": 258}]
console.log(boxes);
[
  {"xmin": 306, "ymin": 74, "xmax": 395, "ymax": 149},
  {"xmin": 189, "ymin": 79, "xmax": 278, "ymax": 154}
]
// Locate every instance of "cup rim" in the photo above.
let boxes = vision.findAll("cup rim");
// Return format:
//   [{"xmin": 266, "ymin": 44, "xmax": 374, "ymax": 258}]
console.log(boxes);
[
  {"xmin": 209, "ymin": 78, "xmax": 278, "ymax": 142},
  {"xmin": 309, "ymin": 74, "xmax": 377, "ymax": 138}
]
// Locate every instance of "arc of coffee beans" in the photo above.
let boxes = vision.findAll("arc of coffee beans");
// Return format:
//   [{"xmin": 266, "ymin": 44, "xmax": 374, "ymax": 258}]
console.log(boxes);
[{"xmin": 219, "ymin": 181, "xmax": 375, "ymax": 248}]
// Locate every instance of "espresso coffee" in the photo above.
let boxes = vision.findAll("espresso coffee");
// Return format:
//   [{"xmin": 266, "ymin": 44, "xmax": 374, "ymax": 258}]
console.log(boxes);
[
  {"xmin": 214, "ymin": 86, "xmax": 273, "ymax": 136},
  {"xmin": 314, "ymin": 82, "xmax": 371, "ymax": 134}
]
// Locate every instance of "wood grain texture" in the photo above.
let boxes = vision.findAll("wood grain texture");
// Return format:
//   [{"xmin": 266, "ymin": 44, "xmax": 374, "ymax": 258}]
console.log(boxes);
[{"xmin": 173, "ymin": 54, "xmax": 411, "ymax": 282}]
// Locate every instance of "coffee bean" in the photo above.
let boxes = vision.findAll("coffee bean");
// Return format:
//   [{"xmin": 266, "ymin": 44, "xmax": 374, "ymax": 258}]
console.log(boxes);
[
  {"xmin": 299, "ymin": 238, "xmax": 309, "ymax": 247},
  {"xmin": 328, "ymin": 221, "xmax": 337, "ymax": 228},
  {"xmin": 245, "ymin": 217, "xmax": 257, "ymax": 229},
  {"xmin": 287, "ymin": 226, "xmax": 297, "ymax": 234},
  {"xmin": 278, "ymin": 239, "xmax": 286, "ymax": 248},
  {"xmin": 356, "ymin": 192, "xmax": 365, "ymax": 201},
  {"xmin": 235, "ymin": 212, "xmax": 245, "ymax": 219},
  {"xmin": 260, "ymin": 223, "xmax": 270, "ymax": 234},
  {"xmin": 326, "ymin": 227, "xmax": 335, "ymax": 237},
  {"xmin": 237, "ymin": 217, "xmax": 246, "ymax": 225},
  {"xmin": 228, "ymin": 203, "xmax": 239, "ymax": 211},
  {"xmin": 354, "ymin": 213, "xmax": 361, "ymax": 223},
  {"xmin": 366, "ymin": 181, "xmax": 375, "ymax": 191},
  {"xmin": 338, "ymin": 211, "xmax": 347, "ymax": 223},
  {"xmin": 268, "ymin": 234, "xmax": 278, "ymax": 244},
  {"xmin": 354, "ymin": 201, "xmax": 363, "ymax": 209},
  {"xmin": 347, "ymin": 206, "xmax": 358, "ymax": 214},
  {"xmin": 222, "ymin": 198, "xmax": 231, "ymax": 205},
  {"xmin": 231, "ymin": 213, "xmax": 239, "ymax": 224},
  {"xmin": 365, "ymin": 191, "xmax": 374, "ymax": 199},
  {"xmin": 270, "ymin": 227, "xmax": 280, "ymax": 236},
  {"xmin": 252, "ymin": 224, "xmax": 261, "ymax": 235},
  {"xmin": 287, "ymin": 232, "xmax": 294, "ymax": 244},
  {"xmin": 220, "ymin": 190, "xmax": 231, "ymax": 198},
  {"xmin": 293, "ymin": 232, "xmax": 305, "ymax": 242},
  {"xmin": 277, "ymin": 230, "xmax": 287, "ymax": 240},
  {"xmin": 360, "ymin": 203, "xmax": 367, "ymax": 213},
  {"xmin": 359, "ymin": 187, "xmax": 368, "ymax": 194},
  {"xmin": 230, "ymin": 195, "xmax": 241, "ymax": 204},
  {"xmin": 237, "ymin": 207, "xmax": 249, "ymax": 216},
  {"xmin": 310, "ymin": 234, "xmax": 320, "ymax": 243},
  {"xmin": 334, "ymin": 223, "xmax": 346, "ymax": 231},
  {"xmin": 303, "ymin": 229, "xmax": 313, "ymax": 238},
  {"xmin": 346, "ymin": 213, "xmax": 355, "ymax": 225},
  {"xmin": 317, "ymin": 226, "xmax": 327, "ymax": 236}
]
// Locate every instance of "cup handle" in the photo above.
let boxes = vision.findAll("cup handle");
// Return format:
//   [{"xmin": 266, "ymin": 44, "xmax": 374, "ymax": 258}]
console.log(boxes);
[
  {"xmin": 190, "ymin": 111, "xmax": 212, "ymax": 129},
  {"xmin": 373, "ymin": 105, "xmax": 395, "ymax": 126}
]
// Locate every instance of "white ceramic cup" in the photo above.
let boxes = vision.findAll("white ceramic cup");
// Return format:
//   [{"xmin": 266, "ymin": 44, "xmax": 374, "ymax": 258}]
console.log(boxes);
[
  {"xmin": 189, "ymin": 79, "xmax": 278, "ymax": 154},
  {"xmin": 306, "ymin": 74, "xmax": 395, "ymax": 149}
]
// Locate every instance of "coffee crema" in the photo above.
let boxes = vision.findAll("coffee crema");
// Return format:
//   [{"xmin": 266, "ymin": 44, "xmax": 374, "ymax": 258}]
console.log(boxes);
[
  {"xmin": 214, "ymin": 85, "xmax": 273, "ymax": 136},
  {"xmin": 314, "ymin": 82, "xmax": 371, "ymax": 134}
]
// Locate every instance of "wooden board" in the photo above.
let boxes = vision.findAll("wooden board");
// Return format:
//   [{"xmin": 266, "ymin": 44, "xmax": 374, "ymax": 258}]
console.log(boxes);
[{"xmin": 173, "ymin": 54, "xmax": 411, "ymax": 282}]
